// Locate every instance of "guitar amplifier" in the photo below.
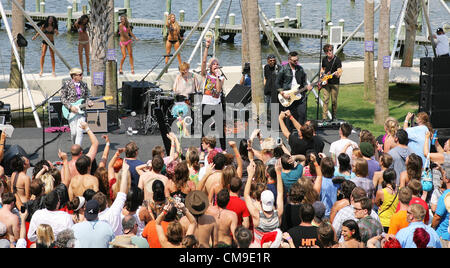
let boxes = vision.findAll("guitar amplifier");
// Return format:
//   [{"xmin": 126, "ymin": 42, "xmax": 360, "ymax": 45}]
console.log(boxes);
[
  {"xmin": 48, "ymin": 97, "xmax": 68, "ymax": 127},
  {"xmin": 86, "ymin": 109, "xmax": 108, "ymax": 133},
  {"xmin": 86, "ymin": 98, "xmax": 106, "ymax": 110}
]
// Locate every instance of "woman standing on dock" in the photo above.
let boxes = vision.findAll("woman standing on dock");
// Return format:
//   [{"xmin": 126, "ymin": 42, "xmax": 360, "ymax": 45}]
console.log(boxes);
[
  {"xmin": 165, "ymin": 13, "xmax": 183, "ymax": 65},
  {"xmin": 74, "ymin": 15, "xmax": 90, "ymax": 76},
  {"xmin": 32, "ymin": 16, "xmax": 59, "ymax": 77},
  {"xmin": 118, "ymin": 15, "xmax": 139, "ymax": 75}
]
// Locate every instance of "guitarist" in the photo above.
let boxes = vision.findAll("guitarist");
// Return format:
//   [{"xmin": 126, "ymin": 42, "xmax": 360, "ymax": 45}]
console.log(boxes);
[
  {"xmin": 320, "ymin": 44, "xmax": 343, "ymax": 121},
  {"xmin": 61, "ymin": 68, "xmax": 93, "ymax": 145},
  {"xmin": 276, "ymin": 51, "xmax": 313, "ymax": 130}
]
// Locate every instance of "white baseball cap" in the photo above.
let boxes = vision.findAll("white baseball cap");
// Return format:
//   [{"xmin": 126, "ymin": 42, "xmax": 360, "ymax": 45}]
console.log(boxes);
[{"xmin": 261, "ymin": 190, "xmax": 275, "ymax": 212}]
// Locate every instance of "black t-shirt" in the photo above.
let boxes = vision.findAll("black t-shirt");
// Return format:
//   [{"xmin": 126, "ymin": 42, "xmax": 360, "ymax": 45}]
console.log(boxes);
[
  {"xmin": 264, "ymin": 64, "xmax": 280, "ymax": 103},
  {"xmin": 312, "ymin": 135, "xmax": 325, "ymax": 154},
  {"xmin": 287, "ymin": 225, "xmax": 322, "ymax": 248},
  {"xmin": 280, "ymin": 203, "xmax": 303, "ymax": 232},
  {"xmin": 321, "ymin": 55, "xmax": 342, "ymax": 85},
  {"xmin": 288, "ymin": 132, "xmax": 315, "ymax": 156}
]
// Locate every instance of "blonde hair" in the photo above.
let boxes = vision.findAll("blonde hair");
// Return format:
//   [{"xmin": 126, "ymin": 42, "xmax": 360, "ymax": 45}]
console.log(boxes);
[
  {"xmin": 179, "ymin": 62, "xmax": 190, "ymax": 72},
  {"xmin": 36, "ymin": 224, "xmax": 55, "ymax": 248},
  {"xmin": 384, "ymin": 117, "xmax": 399, "ymax": 136},
  {"xmin": 40, "ymin": 173, "xmax": 55, "ymax": 195}
]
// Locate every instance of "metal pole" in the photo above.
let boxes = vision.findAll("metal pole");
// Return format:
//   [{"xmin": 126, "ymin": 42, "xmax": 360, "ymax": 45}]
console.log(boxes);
[
  {"xmin": 0, "ymin": 1, "xmax": 41, "ymax": 128},
  {"xmin": 389, "ymin": 0, "xmax": 409, "ymax": 70},
  {"xmin": 259, "ymin": 14, "xmax": 282, "ymax": 63},
  {"xmin": 421, "ymin": 0, "xmax": 437, "ymax": 57},
  {"xmin": 259, "ymin": 5, "xmax": 290, "ymax": 53},
  {"xmin": 156, "ymin": 0, "xmax": 220, "ymax": 81},
  {"xmin": 439, "ymin": 0, "xmax": 450, "ymax": 15},
  {"xmin": 187, "ymin": 0, "xmax": 224, "ymax": 64},
  {"xmin": 10, "ymin": 0, "xmax": 73, "ymax": 70}
]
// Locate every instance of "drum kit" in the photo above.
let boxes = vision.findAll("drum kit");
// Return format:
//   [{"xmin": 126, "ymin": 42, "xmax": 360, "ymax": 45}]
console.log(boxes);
[{"xmin": 139, "ymin": 86, "xmax": 203, "ymax": 135}]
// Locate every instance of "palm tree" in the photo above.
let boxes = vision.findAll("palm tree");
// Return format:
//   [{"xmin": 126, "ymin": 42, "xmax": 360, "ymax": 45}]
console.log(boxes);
[
  {"xmin": 89, "ymin": 0, "xmax": 113, "ymax": 96},
  {"xmin": 401, "ymin": 0, "xmax": 420, "ymax": 67},
  {"xmin": 246, "ymin": 0, "xmax": 265, "ymax": 121},
  {"xmin": 364, "ymin": 0, "xmax": 375, "ymax": 101},
  {"xmin": 240, "ymin": 0, "xmax": 250, "ymax": 66},
  {"xmin": 8, "ymin": 0, "xmax": 25, "ymax": 89},
  {"xmin": 375, "ymin": 0, "xmax": 390, "ymax": 125}
]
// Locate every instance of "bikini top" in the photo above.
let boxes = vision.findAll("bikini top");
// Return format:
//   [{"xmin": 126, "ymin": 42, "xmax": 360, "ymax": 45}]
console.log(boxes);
[{"xmin": 43, "ymin": 27, "xmax": 55, "ymax": 35}]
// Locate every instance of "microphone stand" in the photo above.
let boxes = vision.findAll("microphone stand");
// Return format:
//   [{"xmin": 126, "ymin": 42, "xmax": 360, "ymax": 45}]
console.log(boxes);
[
  {"xmin": 316, "ymin": 19, "xmax": 324, "ymax": 121},
  {"xmin": 31, "ymin": 86, "xmax": 64, "ymax": 160}
]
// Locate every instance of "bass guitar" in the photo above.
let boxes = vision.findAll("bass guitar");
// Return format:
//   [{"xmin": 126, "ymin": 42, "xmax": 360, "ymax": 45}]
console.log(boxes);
[
  {"xmin": 317, "ymin": 71, "xmax": 338, "ymax": 90},
  {"xmin": 277, "ymin": 86, "xmax": 309, "ymax": 108},
  {"xmin": 62, "ymin": 96, "xmax": 112, "ymax": 121}
]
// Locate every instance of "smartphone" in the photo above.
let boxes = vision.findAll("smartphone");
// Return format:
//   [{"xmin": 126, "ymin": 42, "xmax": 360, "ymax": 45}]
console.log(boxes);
[{"xmin": 20, "ymin": 206, "xmax": 26, "ymax": 213}]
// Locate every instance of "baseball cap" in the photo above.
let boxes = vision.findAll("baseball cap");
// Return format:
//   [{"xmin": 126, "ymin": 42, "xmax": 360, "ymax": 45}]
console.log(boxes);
[
  {"xmin": 359, "ymin": 142, "xmax": 374, "ymax": 158},
  {"xmin": 437, "ymin": 27, "xmax": 444, "ymax": 34},
  {"xmin": 261, "ymin": 190, "xmax": 275, "ymax": 212},
  {"xmin": 267, "ymin": 54, "xmax": 276, "ymax": 59},
  {"xmin": 312, "ymin": 201, "xmax": 326, "ymax": 223},
  {"xmin": 84, "ymin": 199, "xmax": 99, "ymax": 221}
]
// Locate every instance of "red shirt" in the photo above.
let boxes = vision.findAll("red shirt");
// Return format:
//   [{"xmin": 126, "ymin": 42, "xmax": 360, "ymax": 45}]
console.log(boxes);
[{"xmin": 226, "ymin": 196, "xmax": 250, "ymax": 226}]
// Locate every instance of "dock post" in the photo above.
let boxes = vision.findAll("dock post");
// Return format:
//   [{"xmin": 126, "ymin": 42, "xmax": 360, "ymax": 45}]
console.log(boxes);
[
  {"xmin": 67, "ymin": 6, "xmax": 73, "ymax": 31},
  {"xmin": 390, "ymin": 24, "xmax": 396, "ymax": 54},
  {"xmin": 40, "ymin": 0, "xmax": 45, "ymax": 13},
  {"xmin": 229, "ymin": 13, "xmax": 235, "ymax": 25},
  {"xmin": 124, "ymin": 0, "xmax": 131, "ymax": 18},
  {"xmin": 35, "ymin": 0, "xmax": 39, "ymax": 12},
  {"xmin": 275, "ymin": 2, "xmax": 281, "ymax": 19},
  {"xmin": 166, "ymin": 0, "xmax": 172, "ymax": 15},
  {"xmin": 283, "ymin": 16, "xmax": 289, "ymax": 28},
  {"xmin": 296, "ymin": 3, "xmax": 302, "ymax": 28},
  {"xmin": 72, "ymin": 0, "xmax": 78, "ymax": 12},
  {"xmin": 339, "ymin": 19, "xmax": 345, "ymax": 32},
  {"xmin": 270, "ymin": 18, "xmax": 276, "ymax": 41},
  {"xmin": 326, "ymin": 0, "xmax": 332, "ymax": 25},
  {"xmin": 162, "ymin": 12, "xmax": 168, "ymax": 40},
  {"xmin": 327, "ymin": 22, "xmax": 333, "ymax": 43},
  {"xmin": 114, "ymin": 9, "xmax": 119, "ymax": 35},
  {"xmin": 82, "ymin": 5, "xmax": 87, "ymax": 15},
  {"xmin": 198, "ymin": 0, "xmax": 203, "ymax": 19},
  {"xmin": 215, "ymin": 15, "xmax": 220, "ymax": 46},
  {"xmin": 179, "ymin": 10, "xmax": 185, "ymax": 22}
]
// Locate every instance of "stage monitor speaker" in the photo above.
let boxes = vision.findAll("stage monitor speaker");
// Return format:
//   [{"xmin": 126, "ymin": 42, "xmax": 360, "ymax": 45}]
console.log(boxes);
[
  {"xmin": 1, "ymin": 144, "xmax": 27, "ymax": 176},
  {"xmin": 86, "ymin": 110, "xmax": 108, "ymax": 133},
  {"xmin": 122, "ymin": 81, "xmax": 158, "ymax": 114},
  {"xmin": 48, "ymin": 96, "xmax": 68, "ymax": 127},
  {"xmin": 0, "ymin": 103, "xmax": 11, "ymax": 124},
  {"xmin": 419, "ymin": 73, "xmax": 450, "ymax": 128},
  {"xmin": 225, "ymin": 84, "xmax": 252, "ymax": 105},
  {"xmin": 420, "ymin": 57, "xmax": 450, "ymax": 76},
  {"xmin": 106, "ymin": 105, "xmax": 119, "ymax": 127}
]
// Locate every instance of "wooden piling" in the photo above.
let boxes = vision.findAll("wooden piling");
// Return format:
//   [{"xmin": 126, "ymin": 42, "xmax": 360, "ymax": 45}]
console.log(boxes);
[
  {"xmin": 35, "ymin": 0, "xmax": 40, "ymax": 12},
  {"xmin": 339, "ymin": 19, "xmax": 345, "ymax": 32},
  {"xmin": 327, "ymin": 22, "xmax": 333, "ymax": 43},
  {"xmin": 296, "ymin": 3, "xmax": 302, "ymax": 28},
  {"xmin": 40, "ymin": 0, "xmax": 45, "ymax": 13},
  {"xmin": 390, "ymin": 24, "xmax": 396, "ymax": 53},
  {"xmin": 275, "ymin": 2, "xmax": 281, "ymax": 19},
  {"xmin": 215, "ymin": 15, "xmax": 220, "ymax": 46},
  {"xmin": 67, "ymin": 6, "xmax": 73, "ymax": 30},
  {"xmin": 198, "ymin": 0, "xmax": 203, "ymax": 19},
  {"xmin": 283, "ymin": 16, "xmax": 289, "ymax": 28},
  {"xmin": 166, "ymin": 0, "xmax": 172, "ymax": 15},
  {"xmin": 114, "ymin": 9, "xmax": 119, "ymax": 34},
  {"xmin": 229, "ymin": 13, "xmax": 235, "ymax": 25},
  {"xmin": 179, "ymin": 10, "xmax": 185, "ymax": 22},
  {"xmin": 82, "ymin": 5, "xmax": 87, "ymax": 15},
  {"xmin": 162, "ymin": 12, "xmax": 168, "ymax": 40},
  {"xmin": 124, "ymin": 0, "xmax": 131, "ymax": 18},
  {"xmin": 72, "ymin": 0, "xmax": 78, "ymax": 13},
  {"xmin": 326, "ymin": 0, "xmax": 332, "ymax": 25}
]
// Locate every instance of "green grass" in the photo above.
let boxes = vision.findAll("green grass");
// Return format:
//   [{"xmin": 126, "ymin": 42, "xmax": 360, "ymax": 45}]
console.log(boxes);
[{"xmin": 307, "ymin": 83, "xmax": 421, "ymax": 137}]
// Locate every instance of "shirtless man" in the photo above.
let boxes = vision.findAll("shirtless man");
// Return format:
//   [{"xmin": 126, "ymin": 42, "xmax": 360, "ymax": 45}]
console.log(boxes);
[
  {"xmin": 66, "ymin": 122, "xmax": 99, "ymax": 178},
  {"xmin": 9, "ymin": 155, "xmax": 31, "ymax": 209},
  {"xmin": 0, "ymin": 193, "xmax": 20, "ymax": 242},
  {"xmin": 197, "ymin": 152, "xmax": 226, "ymax": 202},
  {"xmin": 137, "ymin": 154, "xmax": 169, "ymax": 201},
  {"xmin": 184, "ymin": 190, "xmax": 218, "ymax": 248},
  {"xmin": 68, "ymin": 155, "xmax": 99, "ymax": 201},
  {"xmin": 206, "ymin": 189, "xmax": 237, "ymax": 246}
]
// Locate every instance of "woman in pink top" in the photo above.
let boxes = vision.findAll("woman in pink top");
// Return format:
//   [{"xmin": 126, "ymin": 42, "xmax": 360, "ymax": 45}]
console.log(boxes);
[{"xmin": 118, "ymin": 15, "xmax": 139, "ymax": 74}]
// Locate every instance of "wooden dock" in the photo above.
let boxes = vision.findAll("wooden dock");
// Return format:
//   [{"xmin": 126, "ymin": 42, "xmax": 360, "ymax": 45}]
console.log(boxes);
[{"xmin": 3, "ymin": 10, "xmax": 436, "ymax": 45}]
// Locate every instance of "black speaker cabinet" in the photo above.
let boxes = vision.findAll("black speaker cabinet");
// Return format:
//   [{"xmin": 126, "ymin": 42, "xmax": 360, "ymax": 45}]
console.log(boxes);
[
  {"xmin": 122, "ymin": 81, "xmax": 158, "ymax": 114},
  {"xmin": 48, "ymin": 96, "xmax": 68, "ymax": 127},
  {"xmin": 86, "ymin": 110, "xmax": 108, "ymax": 133},
  {"xmin": 0, "ymin": 103, "xmax": 11, "ymax": 124},
  {"xmin": 420, "ymin": 57, "xmax": 450, "ymax": 76},
  {"xmin": 225, "ymin": 84, "xmax": 252, "ymax": 105}
]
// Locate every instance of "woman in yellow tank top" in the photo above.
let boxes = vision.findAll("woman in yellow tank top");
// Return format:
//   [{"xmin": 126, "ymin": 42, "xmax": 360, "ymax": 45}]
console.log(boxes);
[{"xmin": 375, "ymin": 168, "xmax": 399, "ymax": 233}]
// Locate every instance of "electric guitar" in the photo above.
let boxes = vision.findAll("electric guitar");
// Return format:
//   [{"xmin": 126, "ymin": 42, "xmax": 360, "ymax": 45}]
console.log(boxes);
[
  {"xmin": 317, "ymin": 71, "xmax": 338, "ymax": 90},
  {"xmin": 62, "ymin": 96, "xmax": 112, "ymax": 121},
  {"xmin": 278, "ymin": 86, "xmax": 309, "ymax": 108}
]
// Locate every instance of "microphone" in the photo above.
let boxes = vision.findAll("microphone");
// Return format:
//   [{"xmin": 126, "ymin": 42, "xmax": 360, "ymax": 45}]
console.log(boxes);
[{"xmin": 163, "ymin": 54, "xmax": 173, "ymax": 57}]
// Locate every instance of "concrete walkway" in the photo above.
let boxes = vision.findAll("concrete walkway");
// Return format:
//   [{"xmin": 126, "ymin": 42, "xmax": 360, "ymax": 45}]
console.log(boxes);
[{"xmin": 0, "ymin": 59, "xmax": 421, "ymax": 111}]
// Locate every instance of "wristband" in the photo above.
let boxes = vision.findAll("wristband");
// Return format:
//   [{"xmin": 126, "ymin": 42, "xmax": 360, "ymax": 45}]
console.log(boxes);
[
  {"xmin": 85, "ymin": 127, "xmax": 91, "ymax": 132},
  {"xmin": 289, "ymin": 115, "xmax": 294, "ymax": 120},
  {"xmin": 106, "ymin": 142, "xmax": 110, "ymax": 146}
]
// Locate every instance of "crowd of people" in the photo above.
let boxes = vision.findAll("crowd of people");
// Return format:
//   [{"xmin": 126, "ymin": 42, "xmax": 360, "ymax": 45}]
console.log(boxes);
[{"xmin": 0, "ymin": 107, "xmax": 449, "ymax": 248}]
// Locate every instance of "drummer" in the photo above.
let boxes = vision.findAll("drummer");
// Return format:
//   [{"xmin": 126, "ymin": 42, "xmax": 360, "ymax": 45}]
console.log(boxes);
[{"xmin": 173, "ymin": 61, "xmax": 200, "ymax": 98}]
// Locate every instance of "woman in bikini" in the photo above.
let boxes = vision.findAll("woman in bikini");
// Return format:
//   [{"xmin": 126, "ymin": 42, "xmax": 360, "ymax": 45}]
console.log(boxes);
[
  {"xmin": 8, "ymin": 155, "xmax": 31, "ymax": 209},
  {"xmin": 118, "ymin": 15, "xmax": 139, "ymax": 74},
  {"xmin": 74, "ymin": 15, "xmax": 90, "ymax": 75},
  {"xmin": 165, "ymin": 13, "xmax": 182, "ymax": 65},
  {"xmin": 32, "ymin": 16, "xmax": 59, "ymax": 77}
]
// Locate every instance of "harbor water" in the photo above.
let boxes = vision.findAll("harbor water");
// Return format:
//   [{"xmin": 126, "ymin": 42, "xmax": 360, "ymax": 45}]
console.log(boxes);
[{"xmin": 0, "ymin": 0, "xmax": 448, "ymax": 77}]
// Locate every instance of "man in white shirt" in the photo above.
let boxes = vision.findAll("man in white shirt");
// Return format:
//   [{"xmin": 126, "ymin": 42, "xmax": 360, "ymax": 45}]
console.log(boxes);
[
  {"xmin": 27, "ymin": 190, "xmax": 74, "ymax": 242},
  {"xmin": 329, "ymin": 123, "xmax": 357, "ymax": 166},
  {"xmin": 92, "ymin": 160, "xmax": 130, "ymax": 236},
  {"xmin": 430, "ymin": 27, "xmax": 449, "ymax": 57}
]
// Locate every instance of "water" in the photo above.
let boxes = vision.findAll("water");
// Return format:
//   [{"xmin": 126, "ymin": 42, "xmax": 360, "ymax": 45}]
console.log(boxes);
[{"xmin": 0, "ymin": 0, "xmax": 448, "ymax": 76}]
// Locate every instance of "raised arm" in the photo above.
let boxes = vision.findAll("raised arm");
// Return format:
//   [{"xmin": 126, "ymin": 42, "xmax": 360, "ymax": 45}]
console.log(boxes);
[
  {"xmin": 196, "ymin": 164, "xmax": 215, "ymax": 192},
  {"xmin": 58, "ymin": 149, "xmax": 71, "ymax": 187},
  {"xmin": 80, "ymin": 122, "xmax": 99, "ymax": 164},
  {"xmin": 0, "ymin": 131, "xmax": 6, "ymax": 163},
  {"xmin": 243, "ymin": 161, "xmax": 259, "ymax": 219},
  {"xmin": 108, "ymin": 148, "xmax": 124, "ymax": 182},
  {"xmin": 278, "ymin": 111, "xmax": 291, "ymax": 139},
  {"xmin": 310, "ymin": 154, "xmax": 322, "ymax": 195},
  {"xmin": 424, "ymin": 131, "xmax": 445, "ymax": 164},
  {"xmin": 156, "ymin": 203, "xmax": 172, "ymax": 248},
  {"xmin": 229, "ymin": 141, "xmax": 243, "ymax": 178},
  {"xmin": 275, "ymin": 158, "xmax": 284, "ymax": 219},
  {"xmin": 175, "ymin": 202, "xmax": 197, "ymax": 235},
  {"xmin": 98, "ymin": 135, "xmax": 111, "ymax": 169},
  {"xmin": 120, "ymin": 160, "xmax": 130, "ymax": 194},
  {"xmin": 285, "ymin": 110, "xmax": 302, "ymax": 134},
  {"xmin": 201, "ymin": 38, "xmax": 211, "ymax": 77}
]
